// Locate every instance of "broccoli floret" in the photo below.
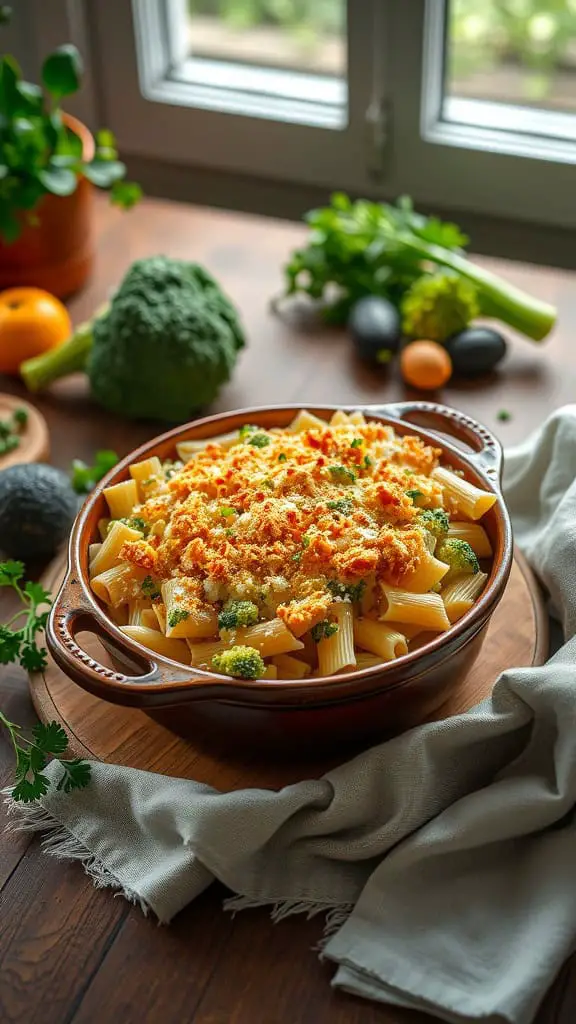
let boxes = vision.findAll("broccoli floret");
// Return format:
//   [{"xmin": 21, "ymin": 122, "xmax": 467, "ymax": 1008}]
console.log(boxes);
[
  {"xmin": 418, "ymin": 508, "xmax": 450, "ymax": 539},
  {"xmin": 310, "ymin": 620, "xmax": 339, "ymax": 642},
  {"xmin": 436, "ymin": 538, "xmax": 479, "ymax": 575},
  {"xmin": 327, "ymin": 579, "xmax": 366, "ymax": 602},
  {"xmin": 401, "ymin": 273, "xmax": 479, "ymax": 343},
  {"xmin": 21, "ymin": 258, "xmax": 246, "ymax": 421},
  {"xmin": 247, "ymin": 433, "xmax": 271, "ymax": 448},
  {"xmin": 212, "ymin": 645, "xmax": 265, "ymax": 679},
  {"xmin": 218, "ymin": 600, "xmax": 259, "ymax": 632}
]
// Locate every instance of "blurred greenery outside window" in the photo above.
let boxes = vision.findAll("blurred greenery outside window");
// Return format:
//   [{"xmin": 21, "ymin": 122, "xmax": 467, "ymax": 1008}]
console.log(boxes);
[{"xmin": 187, "ymin": 0, "xmax": 576, "ymax": 110}]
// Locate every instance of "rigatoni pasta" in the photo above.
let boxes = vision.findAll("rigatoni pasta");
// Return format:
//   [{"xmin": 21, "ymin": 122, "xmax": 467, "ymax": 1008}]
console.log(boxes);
[{"xmin": 89, "ymin": 409, "xmax": 495, "ymax": 680}]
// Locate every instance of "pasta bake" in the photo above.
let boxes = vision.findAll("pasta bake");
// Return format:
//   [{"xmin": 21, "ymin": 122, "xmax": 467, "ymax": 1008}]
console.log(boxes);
[{"xmin": 89, "ymin": 409, "xmax": 497, "ymax": 680}]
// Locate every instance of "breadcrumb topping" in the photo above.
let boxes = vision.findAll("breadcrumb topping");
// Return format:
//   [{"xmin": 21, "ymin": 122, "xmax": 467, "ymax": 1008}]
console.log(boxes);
[{"xmin": 119, "ymin": 420, "xmax": 442, "ymax": 631}]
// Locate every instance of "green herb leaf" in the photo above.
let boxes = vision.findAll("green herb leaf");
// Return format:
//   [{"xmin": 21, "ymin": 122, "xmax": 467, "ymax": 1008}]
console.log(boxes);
[
  {"xmin": 363, "ymin": 455, "xmax": 373, "ymax": 469},
  {"xmin": 33, "ymin": 721, "xmax": 68, "ymax": 756},
  {"xmin": 0, "ymin": 560, "xmax": 24, "ymax": 585},
  {"xmin": 497, "ymin": 409, "xmax": 512, "ymax": 422},
  {"xmin": 328, "ymin": 465, "xmax": 356, "ymax": 484},
  {"xmin": 0, "ymin": 626, "xmax": 22, "ymax": 663},
  {"xmin": 277, "ymin": 453, "xmax": 287, "ymax": 462},
  {"xmin": 71, "ymin": 450, "xmax": 119, "ymax": 493},
  {"xmin": 311, "ymin": 620, "xmax": 339, "ymax": 642},
  {"xmin": 13, "ymin": 407, "xmax": 28, "ymax": 427},
  {"xmin": 167, "ymin": 608, "xmax": 189, "ymax": 628},
  {"xmin": 42, "ymin": 44, "xmax": 83, "ymax": 101},
  {"xmin": 406, "ymin": 489, "xmax": 424, "ymax": 502},
  {"xmin": 350, "ymin": 438, "xmax": 363, "ymax": 448},
  {"xmin": 56, "ymin": 759, "xmax": 92, "ymax": 793},
  {"xmin": 327, "ymin": 498, "xmax": 354, "ymax": 515},
  {"xmin": 141, "ymin": 575, "xmax": 160, "ymax": 599},
  {"xmin": 83, "ymin": 159, "xmax": 126, "ymax": 188},
  {"xmin": 219, "ymin": 506, "xmax": 236, "ymax": 517},
  {"xmin": 239, "ymin": 424, "xmax": 259, "ymax": 439},
  {"xmin": 24, "ymin": 580, "xmax": 51, "ymax": 605},
  {"xmin": 11, "ymin": 771, "xmax": 50, "ymax": 803},
  {"xmin": 20, "ymin": 642, "xmax": 48, "ymax": 672},
  {"xmin": 110, "ymin": 180, "xmax": 142, "ymax": 209}
]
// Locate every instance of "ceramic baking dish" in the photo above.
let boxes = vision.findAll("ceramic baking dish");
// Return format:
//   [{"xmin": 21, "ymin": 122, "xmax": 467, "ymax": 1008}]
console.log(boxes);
[{"xmin": 46, "ymin": 402, "xmax": 512, "ymax": 752}]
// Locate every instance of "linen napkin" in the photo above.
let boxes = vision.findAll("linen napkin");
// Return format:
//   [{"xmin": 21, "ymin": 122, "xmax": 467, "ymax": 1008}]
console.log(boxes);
[{"xmin": 8, "ymin": 405, "xmax": 576, "ymax": 1024}]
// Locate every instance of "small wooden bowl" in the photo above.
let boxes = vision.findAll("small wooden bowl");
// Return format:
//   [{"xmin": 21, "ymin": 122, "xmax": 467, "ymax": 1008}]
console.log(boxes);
[
  {"xmin": 0, "ymin": 393, "xmax": 50, "ymax": 470},
  {"xmin": 46, "ymin": 402, "xmax": 513, "ymax": 753}
]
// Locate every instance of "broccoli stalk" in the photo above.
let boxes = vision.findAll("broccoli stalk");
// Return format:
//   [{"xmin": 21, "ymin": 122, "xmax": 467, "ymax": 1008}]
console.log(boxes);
[
  {"xmin": 22, "ymin": 304, "xmax": 110, "ymax": 392},
  {"xmin": 410, "ymin": 241, "xmax": 554, "ymax": 342},
  {"xmin": 212, "ymin": 645, "xmax": 265, "ymax": 679}
]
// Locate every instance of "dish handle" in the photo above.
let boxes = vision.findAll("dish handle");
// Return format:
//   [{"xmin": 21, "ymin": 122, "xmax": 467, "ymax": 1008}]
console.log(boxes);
[
  {"xmin": 47, "ymin": 573, "xmax": 162, "ymax": 693},
  {"xmin": 46, "ymin": 572, "xmax": 259, "ymax": 703},
  {"xmin": 368, "ymin": 401, "xmax": 503, "ymax": 483}
]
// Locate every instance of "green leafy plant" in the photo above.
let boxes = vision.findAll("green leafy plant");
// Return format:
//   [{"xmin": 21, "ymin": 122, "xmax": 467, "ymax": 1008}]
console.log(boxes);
[
  {"xmin": 0, "ymin": 560, "xmax": 91, "ymax": 802},
  {"xmin": 0, "ymin": 12, "xmax": 141, "ymax": 244},
  {"xmin": 282, "ymin": 193, "xmax": 556, "ymax": 341}
]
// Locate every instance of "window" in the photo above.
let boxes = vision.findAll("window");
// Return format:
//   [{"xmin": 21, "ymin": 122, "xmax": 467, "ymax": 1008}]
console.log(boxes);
[{"xmin": 34, "ymin": 1, "xmax": 576, "ymax": 228}]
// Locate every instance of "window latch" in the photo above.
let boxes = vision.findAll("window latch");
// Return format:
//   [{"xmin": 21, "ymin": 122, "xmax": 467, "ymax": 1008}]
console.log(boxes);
[{"xmin": 365, "ymin": 94, "xmax": 391, "ymax": 183}]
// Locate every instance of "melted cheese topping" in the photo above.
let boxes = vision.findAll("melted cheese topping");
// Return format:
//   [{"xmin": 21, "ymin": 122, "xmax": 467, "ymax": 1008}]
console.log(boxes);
[{"xmin": 119, "ymin": 421, "xmax": 443, "ymax": 629}]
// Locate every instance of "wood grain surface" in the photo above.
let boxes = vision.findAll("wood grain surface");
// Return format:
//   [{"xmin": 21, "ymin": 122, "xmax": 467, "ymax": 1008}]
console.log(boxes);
[
  {"xmin": 1, "ymin": 193, "xmax": 576, "ymax": 1024},
  {"xmin": 28, "ymin": 551, "xmax": 547, "ymax": 792}
]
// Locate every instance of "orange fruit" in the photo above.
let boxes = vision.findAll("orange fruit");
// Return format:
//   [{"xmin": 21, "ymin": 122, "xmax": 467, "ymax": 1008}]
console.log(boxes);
[
  {"xmin": 400, "ymin": 340, "xmax": 452, "ymax": 391},
  {"xmin": 0, "ymin": 287, "xmax": 72, "ymax": 375}
]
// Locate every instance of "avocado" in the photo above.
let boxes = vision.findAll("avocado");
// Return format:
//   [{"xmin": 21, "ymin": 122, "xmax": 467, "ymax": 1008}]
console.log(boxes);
[{"xmin": 0, "ymin": 463, "xmax": 78, "ymax": 560}]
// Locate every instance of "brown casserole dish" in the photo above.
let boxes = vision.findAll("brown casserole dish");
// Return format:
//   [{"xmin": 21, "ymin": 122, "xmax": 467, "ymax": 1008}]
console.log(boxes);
[{"xmin": 46, "ymin": 402, "xmax": 512, "ymax": 753}]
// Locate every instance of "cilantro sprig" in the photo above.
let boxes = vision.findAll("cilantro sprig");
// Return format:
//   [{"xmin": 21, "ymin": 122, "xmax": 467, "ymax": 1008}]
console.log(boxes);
[
  {"xmin": 0, "ymin": 560, "xmax": 92, "ymax": 802},
  {"xmin": 0, "ymin": 560, "xmax": 51, "ymax": 671}
]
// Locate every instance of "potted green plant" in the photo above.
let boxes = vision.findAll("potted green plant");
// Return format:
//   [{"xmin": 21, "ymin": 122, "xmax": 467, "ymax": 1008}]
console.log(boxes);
[{"xmin": 0, "ymin": 10, "xmax": 141, "ymax": 297}]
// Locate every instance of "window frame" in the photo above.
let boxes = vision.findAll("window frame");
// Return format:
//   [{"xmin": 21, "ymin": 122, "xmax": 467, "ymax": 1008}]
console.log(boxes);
[
  {"xmin": 13, "ymin": 0, "xmax": 576, "ymax": 231},
  {"xmin": 85, "ymin": 0, "xmax": 379, "ymax": 191}
]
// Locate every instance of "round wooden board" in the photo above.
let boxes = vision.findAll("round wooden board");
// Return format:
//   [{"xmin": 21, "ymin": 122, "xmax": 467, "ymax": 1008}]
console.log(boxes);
[
  {"xmin": 0, "ymin": 393, "xmax": 50, "ymax": 469},
  {"xmin": 30, "ymin": 551, "xmax": 548, "ymax": 791}
]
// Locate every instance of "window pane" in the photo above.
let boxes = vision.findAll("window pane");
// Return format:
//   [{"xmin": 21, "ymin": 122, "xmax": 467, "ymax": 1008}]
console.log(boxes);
[
  {"xmin": 187, "ymin": 0, "xmax": 346, "ymax": 76},
  {"xmin": 446, "ymin": 0, "xmax": 576, "ymax": 112}
]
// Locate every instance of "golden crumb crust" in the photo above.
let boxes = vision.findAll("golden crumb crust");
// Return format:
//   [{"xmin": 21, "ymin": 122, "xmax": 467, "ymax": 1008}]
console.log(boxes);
[{"xmin": 119, "ymin": 420, "xmax": 443, "ymax": 629}]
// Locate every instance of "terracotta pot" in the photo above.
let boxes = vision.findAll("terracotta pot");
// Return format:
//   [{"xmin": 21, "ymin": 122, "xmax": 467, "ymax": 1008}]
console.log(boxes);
[
  {"xmin": 0, "ymin": 113, "xmax": 95, "ymax": 298},
  {"xmin": 46, "ymin": 402, "xmax": 513, "ymax": 756}
]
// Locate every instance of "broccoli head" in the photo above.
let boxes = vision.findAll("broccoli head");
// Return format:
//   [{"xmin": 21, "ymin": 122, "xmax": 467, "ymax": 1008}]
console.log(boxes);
[
  {"xmin": 21, "ymin": 257, "xmax": 246, "ymax": 422},
  {"xmin": 218, "ymin": 600, "xmax": 259, "ymax": 632},
  {"xmin": 436, "ymin": 538, "xmax": 479, "ymax": 576},
  {"xmin": 401, "ymin": 273, "xmax": 479, "ymax": 343},
  {"xmin": 417, "ymin": 508, "xmax": 450, "ymax": 540},
  {"xmin": 211, "ymin": 645, "xmax": 265, "ymax": 679}
]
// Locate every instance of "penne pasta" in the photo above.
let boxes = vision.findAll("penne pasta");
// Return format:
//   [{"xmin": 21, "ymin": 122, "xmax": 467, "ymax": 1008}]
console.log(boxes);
[
  {"xmin": 353, "ymin": 618, "xmax": 408, "ymax": 660},
  {"xmin": 448, "ymin": 521, "xmax": 493, "ymax": 558},
  {"xmin": 176, "ymin": 430, "xmax": 241, "ymax": 461},
  {"xmin": 399, "ymin": 551, "xmax": 449, "ymax": 593},
  {"xmin": 89, "ymin": 520, "xmax": 143, "ymax": 577},
  {"xmin": 91, "ymin": 562, "xmax": 145, "ymax": 607},
  {"xmin": 90, "ymin": 409, "xmax": 495, "ymax": 680},
  {"xmin": 432, "ymin": 466, "xmax": 497, "ymax": 520},
  {"xmin": 379, "ymin": 583, "xmax": 451, "ymax": 632},
  {"xmin": 129, "ymin": 456, "xmax": 163, "ymax": 499},
  {"xmin": 272, "ymin": 654, "xmax": 311, "ymax": 679},
  {"xmin": 103, "ymin": 479, "xmax": 139, "ymax": 520},
  {"xmin": 442, "ymin": 571, "xmax": 489, "ymax": 623},
  {"xmin": 286, "ymin": 409, "xmax": 327, "ymax": 433},
  {"xmin": 317, "ymin": 602, "xmax": 356, "ymax": 676},
  {"xmin": 161, "ymin": 579, "xmax": 219, "ymax": 639},
  {"xmin": 121, "ymin": 625, "xmax": 191, "ymax": 664}
]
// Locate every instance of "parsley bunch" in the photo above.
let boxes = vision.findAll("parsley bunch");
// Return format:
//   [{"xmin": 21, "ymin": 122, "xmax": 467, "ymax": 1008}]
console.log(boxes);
[
  {"xmin": 0, "ymin": 560, "xmax": 92, "ymax": 802},
  {"xmin": 71, "ymin": 449, "xmax": 118, "ymax": 494}
]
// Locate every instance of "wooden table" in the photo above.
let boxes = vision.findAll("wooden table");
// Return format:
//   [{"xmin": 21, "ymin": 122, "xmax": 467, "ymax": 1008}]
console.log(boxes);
[{"xmin": 1, "ymin": 195, "xmax": 575, "ymax": 1024}]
